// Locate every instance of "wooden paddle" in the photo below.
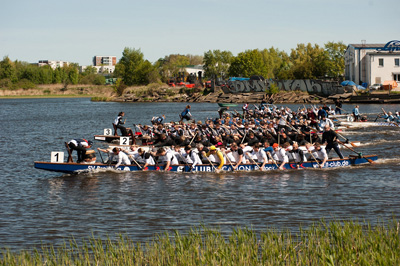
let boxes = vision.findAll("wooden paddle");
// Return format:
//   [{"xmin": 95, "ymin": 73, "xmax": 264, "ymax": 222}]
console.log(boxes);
[
  {"xmin": 337, "ymin": 140, "xmax": 375, "ymax": 164},
  {"xmin": 246, "ymin": 152, "xmax": 262, "ymax": 171},
  {"xmin": 222, "ymin": 150, "xmax": 235, "ymax": 172},
  {"xmin": 308, "ymin": 148, "xmax": 322, "ymax": 168},
  {"xmin": 204, "ymin": 153, "xmax": 218, "ymax": 172},
  {"xmin": 128, "ymin": 154, "xmax": 143, "ymax": 170},
  {"xmin": 335, "ymin": 131, "xmax": 357, "ymax": 147},
  {"xmin": 189, "ymin": 132, "xmax": 197, "ymax": 146},
  {"xmin": 266, "ymin": 151, "xmax": 279, "ymax": 169}
]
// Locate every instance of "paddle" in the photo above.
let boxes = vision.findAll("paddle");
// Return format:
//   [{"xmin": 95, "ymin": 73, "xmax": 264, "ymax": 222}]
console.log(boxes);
[
  {"xmin": 222, "ymin": 150, "xmax": 235, "ymax": 172},
  {"xmin": 246, "ymin": 152, "xmax": 263, "ymax": 171},
  {"xmin": 203, "ymin": 151, "xmax": 218, "ymax": 172},
  {"xmin": 307, "ymin": 148, "xmax": 322, "ymax": 168},
  {"xmin": 98, "ymin": 150, "xmax": 105, "ymax": 164},
  {"xmin": 176, "ymin": 152, "xmax": 193, "ymax": 172},
  {"xmin": 189, "ymin": 132, "xmax": 197, "ymax": 146},
  {"xmin": 126, "ymin": 152, "xmax": 143, "ymax": 170},
  {"xmin": 266, "ymin": 151, "xmax": 279, "ymax": 169},
  {"xmin": 335, "ymin": 131, "xmax": 357, "ymax": 147},
  {"xmin": 337, "ymin": 140, "xmax": 375, "ymax": 164},
  {"xmin": 240, "ymin": 130, "xmax": 247, "ymax": 144}
]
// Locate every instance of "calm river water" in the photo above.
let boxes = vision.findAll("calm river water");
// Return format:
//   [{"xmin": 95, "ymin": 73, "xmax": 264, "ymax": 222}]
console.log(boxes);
[{"xmin": 0, "ymin": 98, "xmax": 399, "ymax": 251}]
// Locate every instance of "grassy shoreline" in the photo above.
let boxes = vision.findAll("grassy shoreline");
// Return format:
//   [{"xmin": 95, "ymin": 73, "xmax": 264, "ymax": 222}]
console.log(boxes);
[
  {"xmin": 0, "ymin": 94, "xmax": 95, "ymax": 99},
  {"xmin": 2, "ymin": 219, "xmax": 399, "ymax": 265}
]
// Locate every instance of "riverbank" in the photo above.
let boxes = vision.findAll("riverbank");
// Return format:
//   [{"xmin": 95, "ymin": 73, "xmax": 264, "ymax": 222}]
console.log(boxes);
[
  {"xmin": 2, "ymin": 84, "xmax": 399, "ymax": 104},
  {"xmin": 2, "ymin": 220, "xmax": 399, "ymax": 265},
  {"xmin": 0, "ymin": 84, "xmax": 114, "ymax": 98}
]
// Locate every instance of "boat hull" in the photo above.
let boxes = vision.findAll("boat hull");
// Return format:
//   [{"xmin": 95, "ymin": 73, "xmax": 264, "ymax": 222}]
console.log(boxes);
[{"xmin": 34, "ymin": 155, "xmax": 378, "ymax": 174}]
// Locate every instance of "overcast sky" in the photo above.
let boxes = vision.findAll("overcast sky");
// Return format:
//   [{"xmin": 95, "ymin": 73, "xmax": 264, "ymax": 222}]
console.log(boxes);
[{"xmin": 1, "ymin": 0, "xmax": 399, "ymax": 66}]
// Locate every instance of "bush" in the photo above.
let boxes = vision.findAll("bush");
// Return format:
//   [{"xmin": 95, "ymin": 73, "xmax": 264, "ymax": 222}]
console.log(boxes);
[
  {"xmin": 113, "ymin": 78, "xmax": 127, "ymax": 96},
  {"xmin": 0, "ymin": 78, "xmax": 12, "ymax": 89},
  {"xmin": 267, "ymin": 83, "xmax": 280, "ymax": 94},
  {"xmin": 16, "ymin": 79, "xmax": 36, "ymax": 90}
]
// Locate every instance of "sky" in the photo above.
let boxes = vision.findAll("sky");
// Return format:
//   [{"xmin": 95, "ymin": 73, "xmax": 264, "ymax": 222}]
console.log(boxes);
[{"xmin": 1, "ymin": 0, "xmax": 399, "ymax": 66}]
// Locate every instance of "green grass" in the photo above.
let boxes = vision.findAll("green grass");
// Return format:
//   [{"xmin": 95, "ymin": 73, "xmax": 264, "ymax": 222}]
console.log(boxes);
[
  {"xmin": 0, "ymin": 94, "xmax": 95, "ymax": 99},
  {"xmin": 1, "ymin": 219, "xmax": 400, "ymax": 265},
  {"xmin": 91, "ymin": 97, "xmax": 113, "ymax": 102}
]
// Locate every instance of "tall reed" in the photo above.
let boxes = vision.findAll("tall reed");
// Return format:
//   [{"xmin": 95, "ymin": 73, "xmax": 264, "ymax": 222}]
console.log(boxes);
[{"xmin": 1, "ymin": 219, "xmax": 399, "ymax": 265}]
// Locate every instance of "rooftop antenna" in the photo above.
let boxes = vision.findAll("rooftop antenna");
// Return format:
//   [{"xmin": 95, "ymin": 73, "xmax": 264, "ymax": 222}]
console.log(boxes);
[{"xmin": 361, "ymin": 40, "xmax": 366, "ymax": 47}]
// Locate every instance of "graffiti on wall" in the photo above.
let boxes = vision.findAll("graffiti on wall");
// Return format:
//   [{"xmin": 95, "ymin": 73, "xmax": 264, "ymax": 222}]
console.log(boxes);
[{"xmin": 221, "ymin": 79, "xmax": 344, "ymax": 96}]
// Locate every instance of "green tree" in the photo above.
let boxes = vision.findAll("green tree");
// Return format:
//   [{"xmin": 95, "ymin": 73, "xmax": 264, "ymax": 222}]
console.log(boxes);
[
  {"xmin": 0, "ymin": 56, "xmax": 17, "ymax": 82},
  {"xmin": 114, "ymin": 47, "xmax": 147, "ymax": 86},
  {"xmin": 134, "ymin": 60, "xmax": 155, "ymax": 85},
  {"xmin": 66, "ymin": 64, "xmax": 79, "ymax": 85},
  {"xmin": 53, "ymin": 67, "xmax": 66, "ymax": 84},
  {"xmin": 228, "ymin": 49, "xmax": 267, "ymax": 78},
  {"xmin": 38, "ymin": 65, "xmax": 53, "ymax": 84},
  {"xmin": 324, "ymin": 41, "xmax": 346, "ymax": 78},
  {"xmin": 187, "ymin": 54, "xmax": 203, "ymax": 65},
  {"xmin": 259, "ymin": 47, "xmax": 292, "ymax": 79},
  {"xmin": 203, "ymin": 50, "xmax": 233, "ymax": 79},
  {"xmin": 289, "ymin": 43, "xmax": 329, "ymax": 79},
  {"xmin": 156, "ymin": 54, "xmax": 190, "ymax": 82}
]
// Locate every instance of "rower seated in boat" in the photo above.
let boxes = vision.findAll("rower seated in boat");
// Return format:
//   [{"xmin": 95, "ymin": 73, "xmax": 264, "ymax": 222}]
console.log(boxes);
[
  {"xmin": 83, "ymin": 150, "xmax": 96, "ymax": 163},
  {"xmin": 156, "ymin": 147, "xmax": 178, "ymax": 171},
  {"xmin": 136, "ymin": 148, "xmax": 155, "ymax": 170},
  {"xmin": 204, "ymin": 145, "xmax": 224, "ymax": 171},
  {"xmin": 98, "ymin": 147, "xmax": 131, "ymax": 168},
  {"xmin": 183, "ymin": 146, "xmax": 202, "ymax": 170},
  {"xmin": 287, "ymin": 142, "xmax": 306, "ymax": 168},
  {"xmin": 271, "ymin": 143, "xmax": 289, "ymax": 170},
  {"xmin": 306, "ymin": 142, "xmax": 328, "ymax": 168}
]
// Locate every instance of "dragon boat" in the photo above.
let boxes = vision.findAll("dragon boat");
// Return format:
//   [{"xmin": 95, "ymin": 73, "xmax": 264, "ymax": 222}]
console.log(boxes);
[{"xmin": 34, "ymin": 154, "xmax": 377, "ymax": 174}]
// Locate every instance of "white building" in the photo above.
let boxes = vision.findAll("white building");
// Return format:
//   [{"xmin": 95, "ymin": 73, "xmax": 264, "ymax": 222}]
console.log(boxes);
[
  {"xmin": 80, "ymin": 65, "xmax": 115, "ymax": 74},
  {"xmin": 38, "ymin": 60, "xmax": 70, "ymax": 69},
  {"xmin": 345, "ymin": 40, "xmax": 400, "ymax": 86}
]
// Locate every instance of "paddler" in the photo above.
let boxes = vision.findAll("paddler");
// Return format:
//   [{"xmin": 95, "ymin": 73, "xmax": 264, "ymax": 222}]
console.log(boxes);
[
  {"xmin": 67, "ymin": 138, "xmax": 93, "ymax": 163},
  {"xmin": 180, "ymin": 105, "xmax": 192, "ymax": 121},
  {"xmin": 203, "ymin": 145, "xmax": 224, "ymax": 173}
]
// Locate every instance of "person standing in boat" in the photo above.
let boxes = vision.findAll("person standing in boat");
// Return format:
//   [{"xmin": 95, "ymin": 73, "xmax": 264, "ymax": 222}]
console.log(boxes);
[
  {"xmin": 335, "ymin": 99, "xmax": 342, "ymax": 115},
  {"xmin": 352, "ymin": 105, "xmax": 360, "ymax": 122},
  {"xmin": 67, "ymin": 138, "xmax": 93, "ymax": 163},
  {"xmin": 218, "ymin": 106, "xmax": 229, "ymax": 119},
  {"xmin": 321, "ymin": 125, "xmax": 344, "ymax": 159},
  {"xmin": 113, "ymin": 112, "xmax": 128, "ymax": 136},
  {"xmin": 180, "ymin": 105, "xmax": 192, "ymax": 121}
]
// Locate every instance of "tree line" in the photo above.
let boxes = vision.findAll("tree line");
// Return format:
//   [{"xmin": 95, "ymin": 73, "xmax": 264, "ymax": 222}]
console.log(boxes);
[{"xmin": 0, "ymin": 41, "xmax": 346, "ymax": 90}]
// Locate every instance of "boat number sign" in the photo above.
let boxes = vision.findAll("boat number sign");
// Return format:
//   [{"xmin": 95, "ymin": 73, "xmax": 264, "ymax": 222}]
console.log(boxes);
[
  {"xmin": 120, "ymin": 137, "xmax": 130, "ymax": 145},
  {"xmin": 51, "ymin": 152, "xmax": 64, "ymax": 163},
  {"xmin": 104, "ymin": 128, "xmax": 112, "ymax": 136}
]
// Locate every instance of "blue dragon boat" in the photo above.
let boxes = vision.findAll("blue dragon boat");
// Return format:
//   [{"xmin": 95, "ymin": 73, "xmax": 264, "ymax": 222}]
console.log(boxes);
[{"xmin": 34, "ymin": 155, "xmax": 377, "ymax": 174}]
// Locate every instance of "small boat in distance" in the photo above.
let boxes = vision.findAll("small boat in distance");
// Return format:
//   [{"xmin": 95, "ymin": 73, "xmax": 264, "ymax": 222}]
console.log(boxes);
[{"xmin": 218, "ymin": 103, "xmax": 238, "ymax": 107}]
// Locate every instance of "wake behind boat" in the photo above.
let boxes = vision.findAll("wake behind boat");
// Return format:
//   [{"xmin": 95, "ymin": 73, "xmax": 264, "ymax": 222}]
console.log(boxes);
[
  {"xmin": 34, "ymin": 155, "xmax": 378, "ymax": 174},
  {"xmin": 340, "ymin": 121, "xmax": 400, "ymax": 128}
]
